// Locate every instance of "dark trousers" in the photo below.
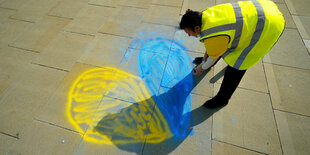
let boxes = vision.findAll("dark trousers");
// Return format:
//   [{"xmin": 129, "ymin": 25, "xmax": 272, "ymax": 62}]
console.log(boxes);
[{"xmin": 216, "ymin": 65, "xmax": 246, "ymax": 100}]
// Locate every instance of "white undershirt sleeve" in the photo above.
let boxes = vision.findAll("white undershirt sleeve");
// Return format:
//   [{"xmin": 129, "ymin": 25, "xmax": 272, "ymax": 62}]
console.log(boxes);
[{"xmin": 200, "ymin": 56, "xmax": 219, "ymax": 70}]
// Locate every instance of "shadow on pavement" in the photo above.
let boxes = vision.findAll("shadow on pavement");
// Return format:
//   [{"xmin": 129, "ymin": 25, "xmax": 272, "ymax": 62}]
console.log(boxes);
[{"xmin": 94, "ymin": 68, "xmax": 224, "ymax": 154}]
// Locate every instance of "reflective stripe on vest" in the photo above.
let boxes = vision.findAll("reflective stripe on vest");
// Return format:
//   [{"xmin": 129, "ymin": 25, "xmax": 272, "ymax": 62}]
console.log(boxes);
[{"xmin": 200, "ymin": 0, "xmax": 269, "ymax": 70}]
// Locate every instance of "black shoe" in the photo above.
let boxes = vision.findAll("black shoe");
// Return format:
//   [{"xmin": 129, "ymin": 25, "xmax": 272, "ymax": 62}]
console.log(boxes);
[
  {"xmin": 193, "ymin": 57, "xmax": 203, "ymax": 65},
  {"xmin": 203, "ymin": 96, "xmax": 229, "ymax": 109}
]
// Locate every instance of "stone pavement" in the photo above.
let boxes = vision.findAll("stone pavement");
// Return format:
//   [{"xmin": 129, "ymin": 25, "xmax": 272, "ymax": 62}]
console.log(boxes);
[{"xmin": 0, "ymin": 0, "xmax": 309, "ymax": 154}]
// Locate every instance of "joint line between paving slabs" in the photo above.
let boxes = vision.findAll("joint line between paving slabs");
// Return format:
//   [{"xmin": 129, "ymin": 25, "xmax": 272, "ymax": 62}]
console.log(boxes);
[
  {"xmin": 98, "ymin": 32, "xmax": 133, "ymax": 39},
  {"xmin": 0, "ymin": 131, "xmax": 19, "ymax": 139},
  {"xmin": 213, "ymin": 139, "xmax": 268, "ymax": 155},
  {"xmin": 47, "ymin": 14, "xmax": 73, "ymax": 20},
  {"xmin": 87, "ymin": 3, "xmax": 116, "ymax": 8},
  {"xmin": 118, "ymin": 5, "xmax": 148, "ymax": 10},
  {"xmin": 262, "ymin": 63, "xmax": 285, "ymax": 155},
  {"xmin": 141, "ymin": 21, "xmax": 178, "ymax": 28},
  {"xmin": 31, "ymin": 62, "xmax": 69, "ymax": 72},
  {"xmin": 34, "ymin": 118, "xmax": 82, "ymax": 135},
  {"xmin": 263, "ymin": 62, "xmax": 310, "ymax": 71},
  {"xmin": 0, "ymin": 6, "xmax": 17, "ymax": 11},
  {"xmin": 274, "ymin": 109, "xmax": 310, "ymax": 118},
  {"xmin": 150, "ymin": 3, "xmax": 182, "ymax": 8},
  {"xmin": 8, "ymin": 45, "xmax": 40, "ymax": 53},
  {"xmin": 8, "ymin": 17, "xmax": 35, "ymax": 23},
  {"xmin": 65, "ymin": 30, "xmax": 95, "ymax": 37}
]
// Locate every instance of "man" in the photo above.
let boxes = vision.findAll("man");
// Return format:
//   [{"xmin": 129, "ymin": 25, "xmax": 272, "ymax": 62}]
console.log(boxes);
[{"xmin": 179, "ymin": 0, "xmax": 285, "ymax": 108}]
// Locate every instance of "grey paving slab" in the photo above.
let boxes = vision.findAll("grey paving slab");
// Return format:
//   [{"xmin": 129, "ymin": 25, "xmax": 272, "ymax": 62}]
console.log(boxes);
[
  {"xmin": 212, "ymin": 140, "xmax": 265, "ymax": 155},
  {"xmin": 48, "ymin": 0, "xmax": 89, "ymax": 19},
  {"xmin": 0, "ymin": 19, "xmax": 33, "ymax": 50},
  {"xmin": 88, "ymin": 0, "xmax": 120, "ymax": 7},
  {"xmin": 35, "ymin": 63, "xmax": 102, "ymax": 133},
  {"xmin": 0, "ymin": 134, "xmax": 16, "ymax": 154},
  {"xmin": 181, "ymin": 0, "xmax": 215, "ymax": 14},
  {"xmin": 161, "ymin": 50, "xmax": 214, "ymax": 97},
  {"xmin": 78, "ymin": 33, "xmax": 131, "ymax": 68},
  {"xmin": 143, "ymin": 4, "xmax": 181, "ymax": 26},
  {"xmin": 277, "ymin": 3, "xmax": 296, "ymax": 28},
  {"xmin": 10, "ymin": 16, "xmax": 71, "ymax": 53},
  {"xmin": 0, "ymin": 0, "xmax": 27, "ymax": 10},
  {"xmin": 274, "ymin": 110, "xmax": 310, "ymax": 155},
  {"xmin": 214, "ymin": 59, "xmax": 269, "ymax": 93},
  {"xmin": 143, "ymin": 92, "xmax": 213, "ymax": 154},
  {"xmin": 264, "ymin": 63, "xmax": 310, "ymax": 116},
  {"xmin": 33, "ymin": 31, "xmax": 94, "ymax": 71},
  {"xmin": 7, "ymin": 120, "xmax": 82, "ymax": 155},
  {"xmin": 65, "ymin": 5, "xmax": 115, "ymax": 36},
  {"xmin": 0, "ymin": 7, "xmax": 15, "ymax": 22},
  {"xmin": 74, "ymin": 97, "xmax": 146, "ymax": 154},
  {"xmin": 0, "ymin": 47, "xmax": 37, "ymax": 97},
  {"xmin": 10, "ymin": 0, "xmax": 61, "ymax": 23},
  {"xmin": 119, "ymin": 0, "xmax": 150, "ymax": 9},
  {"xmin": 99, "ymin": 6, "xmax": 146, "ymax": 38},
  {"xmin": 0, "ymin": 64, "xmax": 66, "ymax": 137},
  {"xmin": 263, "ymin": 28, "xmax": 310, "ymax": 70},
  {"xmin": 134, "ymin": 22, "xmax": 177, "ymax": 40},
  {"xmin": 213, "ymin": 84, "xmax": 282, "ymax": 155},
  {"xmin": 173, "ymin": 29, "xmax": 206, "ymax": 53},
  {"xmin": 284, "ymin": 0, "xmax": 310, "ymax": 16},
  {"xmin": 151, "ymin": 0, "xmax": 183, "ymax": 7},
  {"xmin": 292, "ymin": 15, "xmax": 310, "ymax": 40},
  {"xmin": 216, "ymin": 0, "xmax": 285, "ymax": 5}
]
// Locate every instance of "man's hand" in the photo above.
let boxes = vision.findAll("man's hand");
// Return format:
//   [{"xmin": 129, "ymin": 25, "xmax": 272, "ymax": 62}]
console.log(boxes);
[{"xmin": 193, "ymin": 66, "xmax": 204, "ymax": 75}]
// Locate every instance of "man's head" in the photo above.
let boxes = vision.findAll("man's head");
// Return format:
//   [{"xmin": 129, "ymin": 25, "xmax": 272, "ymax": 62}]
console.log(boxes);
[{"xmin": 179, "ymin": 9, "xmax": 202, "ymax": 37}]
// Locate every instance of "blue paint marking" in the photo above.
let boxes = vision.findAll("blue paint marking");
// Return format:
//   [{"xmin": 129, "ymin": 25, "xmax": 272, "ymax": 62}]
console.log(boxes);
[{"xmin": 130, "ymin": 34, "xmax": 195, "ymax": 139}]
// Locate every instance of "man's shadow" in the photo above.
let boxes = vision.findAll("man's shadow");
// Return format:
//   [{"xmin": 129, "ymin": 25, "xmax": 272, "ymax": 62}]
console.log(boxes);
[{"xmin": 93, "ymin": 68, "xmax": 224, "ymax": 154}]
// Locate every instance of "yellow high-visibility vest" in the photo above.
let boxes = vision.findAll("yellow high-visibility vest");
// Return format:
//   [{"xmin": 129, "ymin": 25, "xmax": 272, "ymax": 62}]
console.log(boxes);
[{"xmin": 200, "ymin": 0, "xmax": 285, "ymax": 70}]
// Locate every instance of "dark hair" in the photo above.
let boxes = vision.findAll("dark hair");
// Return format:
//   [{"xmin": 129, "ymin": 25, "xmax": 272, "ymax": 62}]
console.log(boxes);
[{"xmin": 179, "ymin": 10, "xmax": 202, "ymax": 31}]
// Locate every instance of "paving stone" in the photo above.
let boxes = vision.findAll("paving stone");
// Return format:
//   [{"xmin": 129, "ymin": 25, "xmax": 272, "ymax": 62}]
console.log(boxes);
[
  {"xmin": 99, "ymin": 6, "xmax": 146, "ymax": 38},
  {"xmin": 0, "ymin": 7, "xmax": 15, "ymax": 22},
  {"xmin": 264, "ymin": 63, "xmax": 310, "ymax": 116},
  {"xmin": 74, "ymin": 97, "xmax": 145, "ymax": 154},
  {"xmin": 181, "ymin": 0, "xmax": 215, "ymax": 14},
  {"xmin": 216, "ymin": 0, "xmax": 284, "ymax": 5},
  {"xmin": 292, "ymin": 15, "xmax": 310, "ymax": 39},
  {"xmin": 263, "ymin": 28, "xmax": 310, "ymax": 70},
  {"xmin": 10, "ymin": 16, "xmax": 70, "ymax": 53},
  {"xmin": 119, "ymin": 0, "xmax": 150, "ymax": 9},
  {"xmin": 151, "ymin": 0, "xmax": 183, "ymax": 7},
  {"xmin": 0, "ymin": 134, "xmax": 16, "ymax": 154},
  {"xmin": 10, "ymin": 0, "xmax": 61, "ymax": 23},
  {"xmin": 274, "ymin": 110, "xmax": 310, "ymax": 155},
  {"xmin": 285, "ymin": 0, "xmax": 310, "ymax": 16},
  {"xmin": 143, "ymin": 93, "xmax": 212, "ymax": 154},
  {"xmin": 213, "ymin": 84, "xmax": 282, "ymax": 155},
  {"xmin": 0, "ymin": 64, "xmax": 66, "ymax": 136},
  {"xmin": 214, "ymin": 59, "xmax": 269, "ymax": 93},
  {"xmin": 35, "ymin": 63, "xmax": 103, "ymax": 133},
  {"xmin": 88, "ymin": 0, "xmax": 120, "ymax": 7},
  {"xmin": 48, "ymin": 0, "xmax": 89, "ymax": 19},
  {"xmin": 33, "ymin": 31, "xmax": 94, "ymax": 71},
  {"xmin": 143, "ymin": 5, "xmax": 180, "ymax": 26},
  {"xmin": 277, "ymin": 3, "xmax": 296, "ymax": 28},
  {"xmin": 65, "ymin": 5, "xmax": 115, "ymax": 36},
  {"xmin": 160, "ymin": 50, "xmax": 214, "ymax": 97},
  {"xmin": 0, "ymin": 0, "xmax": 27, "ymax": 10},
  {"xmin": 134, "ymin": 22, "xmax": 176, "ymax": 40},
  {"xmin": 7, "ymin": 120, "xmax": 82, "ymax": 155},
  {"xmin": 78, "ymin": 33, "xmax": 131, "ymax": 68},
  {"xmin": 173, "ymin": 29, "xmax": 206, "ymax": 53},
  {"xmin": 0, "ymin": 47, "xmax": 37, "ymax": 97},
  {"xmin": 212, "ymin": 140, "xmax": 265, "ymax": 155},
  {"xmin": 0, "ymin": 19, "xmax": 33, "ymax": 50}
]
